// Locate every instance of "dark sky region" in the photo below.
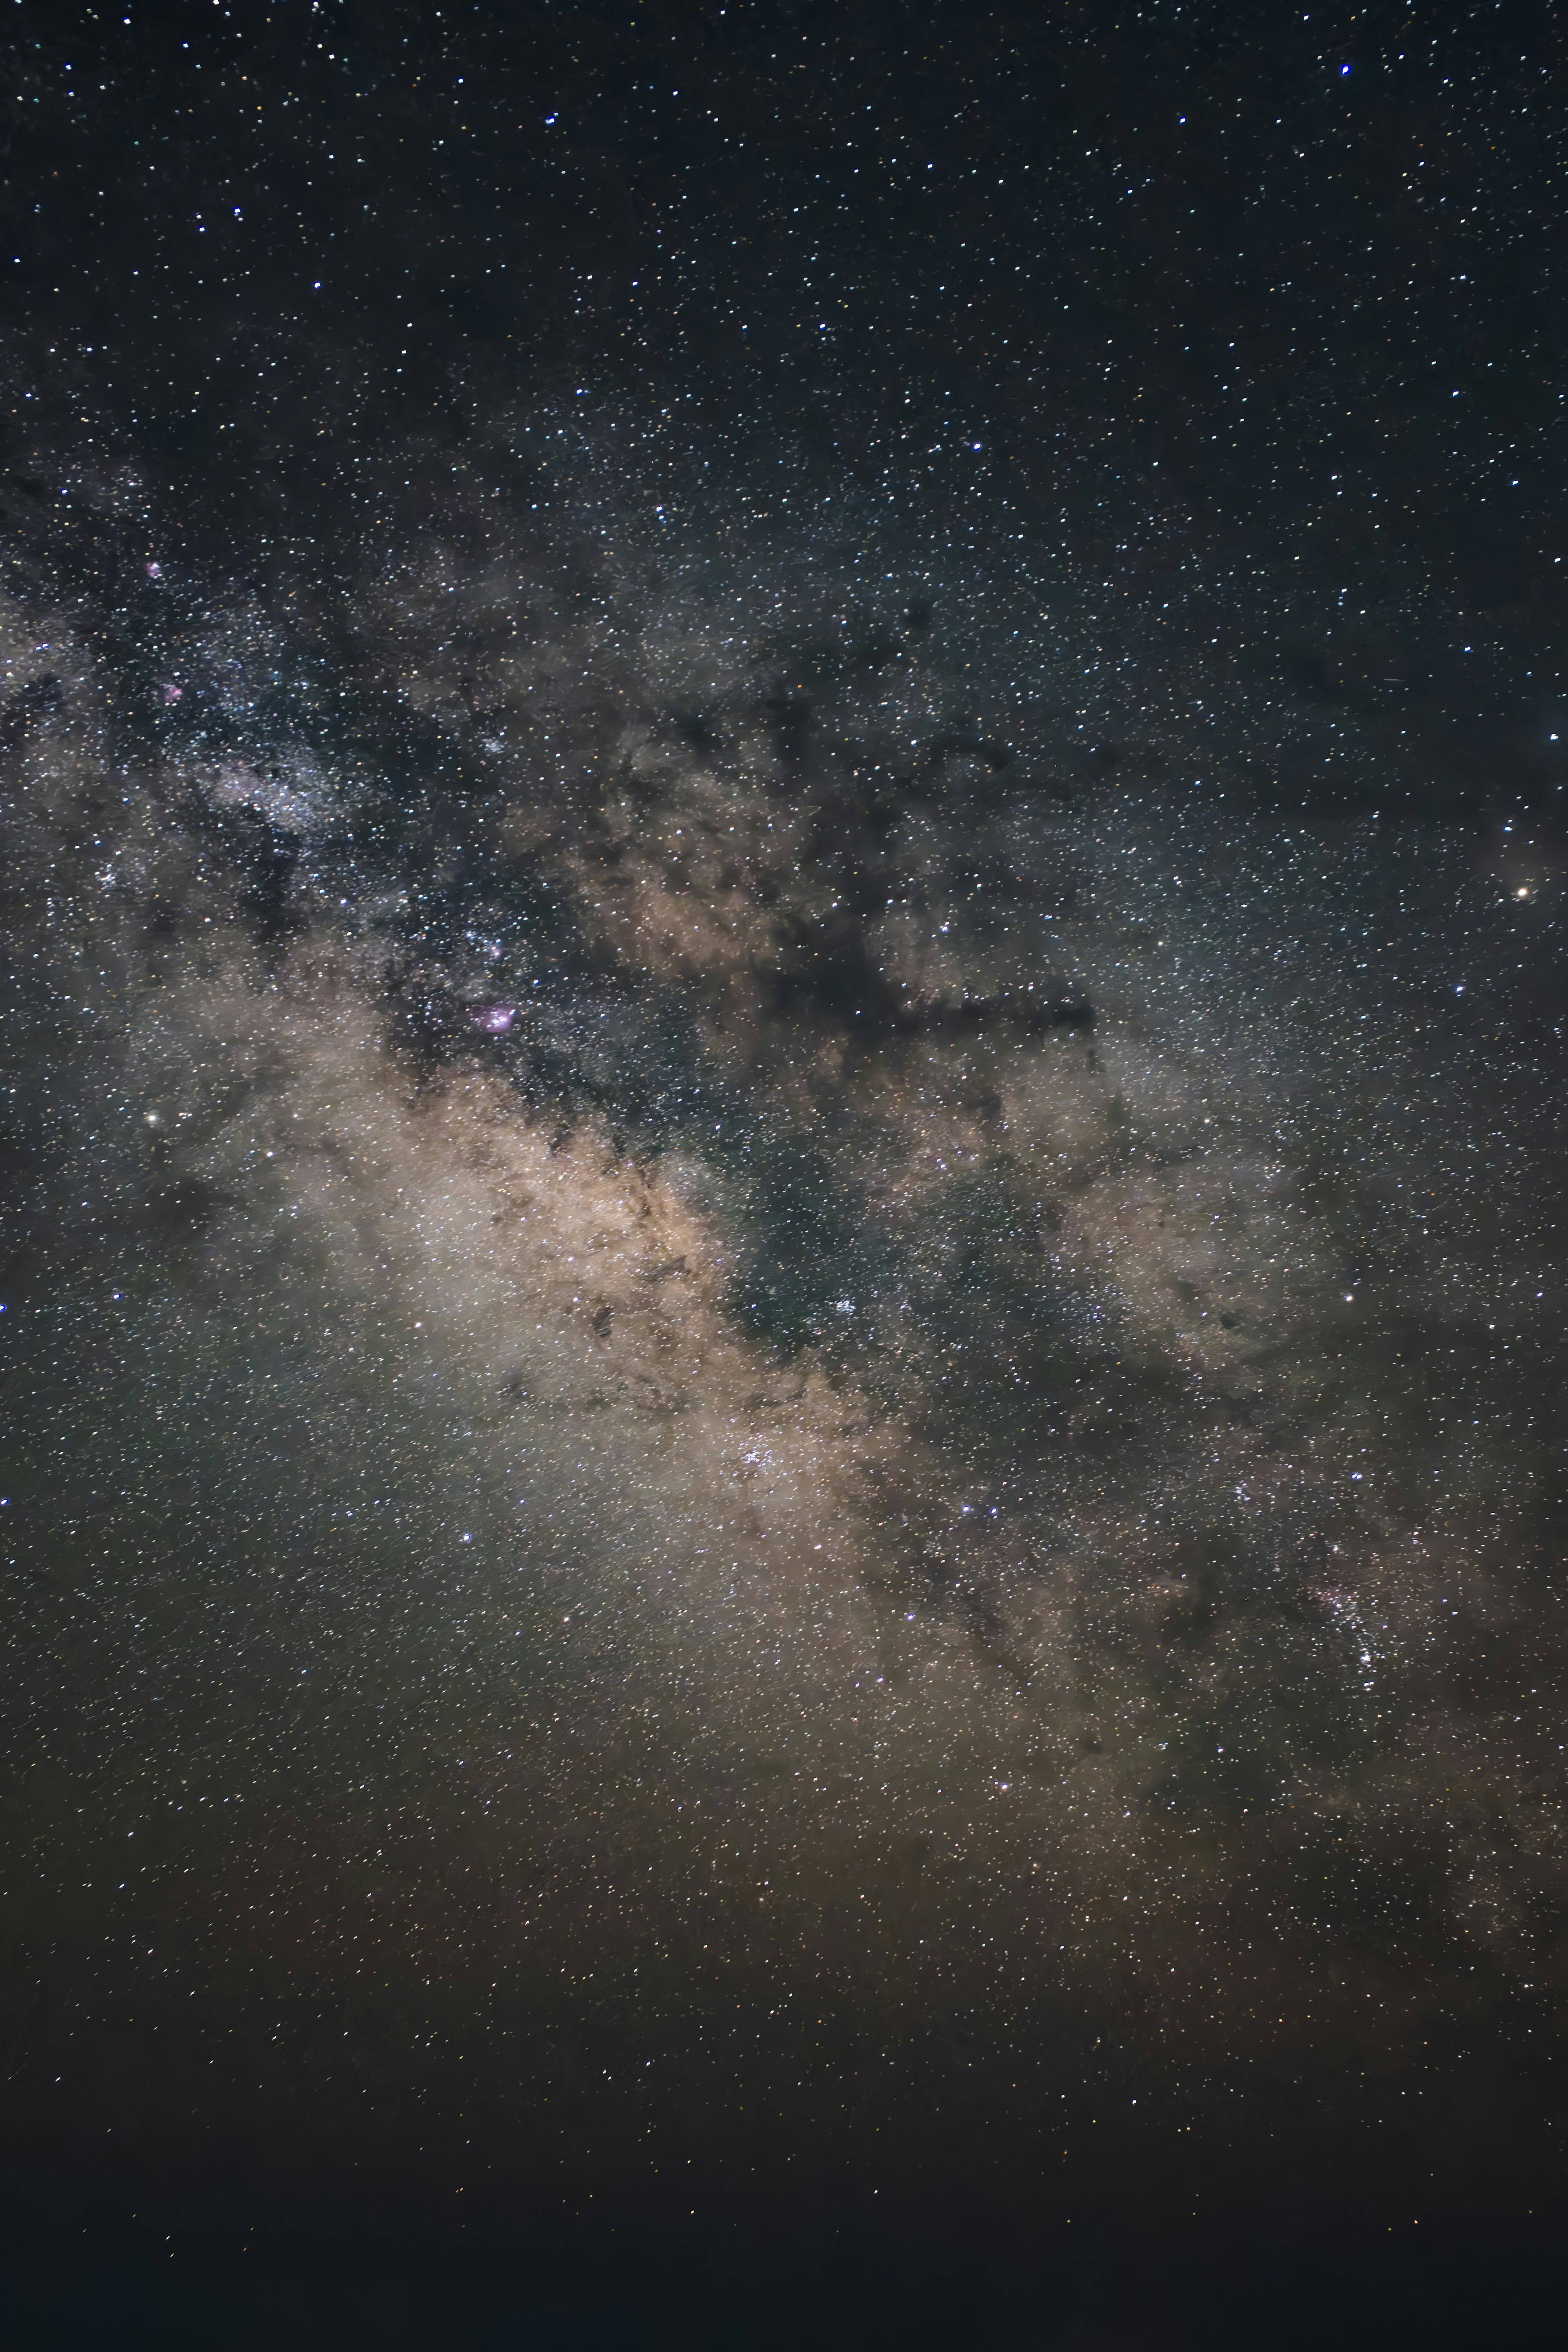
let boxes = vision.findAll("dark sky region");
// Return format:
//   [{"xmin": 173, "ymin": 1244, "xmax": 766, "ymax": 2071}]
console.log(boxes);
[{"xmin": 3, "ymin": 2, "xmax": 1568, "ymax": 2345}]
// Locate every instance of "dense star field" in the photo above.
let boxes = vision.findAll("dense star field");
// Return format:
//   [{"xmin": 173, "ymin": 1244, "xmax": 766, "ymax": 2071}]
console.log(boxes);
[{"xmin": 4, "ymin": 2, "xmax": 1568, "ymax": 2343}]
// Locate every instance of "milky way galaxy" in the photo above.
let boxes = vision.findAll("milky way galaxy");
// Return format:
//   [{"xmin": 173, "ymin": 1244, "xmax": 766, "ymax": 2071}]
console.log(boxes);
[{"xmin": 5, "ymin": 5, "xmax": 1568, "ymax": 2344}]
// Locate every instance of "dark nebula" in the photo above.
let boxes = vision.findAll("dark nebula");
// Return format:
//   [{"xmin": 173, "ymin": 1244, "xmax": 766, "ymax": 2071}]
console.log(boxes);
[{"xmin": 3, "ymin": 4, "xmax": 1567, "ymax": 2345}]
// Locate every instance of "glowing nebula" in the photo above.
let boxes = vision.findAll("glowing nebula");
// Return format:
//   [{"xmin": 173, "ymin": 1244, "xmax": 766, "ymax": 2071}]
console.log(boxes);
[{"xmin": 466, "ymin": 1000, "xmax": 519, "ymax": 1034}]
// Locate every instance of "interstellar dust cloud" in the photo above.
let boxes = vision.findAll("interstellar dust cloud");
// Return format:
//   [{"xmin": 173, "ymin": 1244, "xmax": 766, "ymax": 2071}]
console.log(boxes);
[{"xmin": 5, "ymin": 376, "xmax": 1568, "ymax": 2263}]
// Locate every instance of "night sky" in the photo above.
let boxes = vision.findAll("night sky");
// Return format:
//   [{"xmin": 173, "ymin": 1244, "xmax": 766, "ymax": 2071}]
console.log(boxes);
[{"xmin": 4, "ymin": 3, "xmax": 1568, "ymax": 2345}]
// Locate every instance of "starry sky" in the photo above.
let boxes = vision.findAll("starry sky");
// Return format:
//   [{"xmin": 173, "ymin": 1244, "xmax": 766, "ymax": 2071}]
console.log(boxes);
[{"xmin": 4, "ymin": 3, "xmax": 1568, "ymax": 2346}]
